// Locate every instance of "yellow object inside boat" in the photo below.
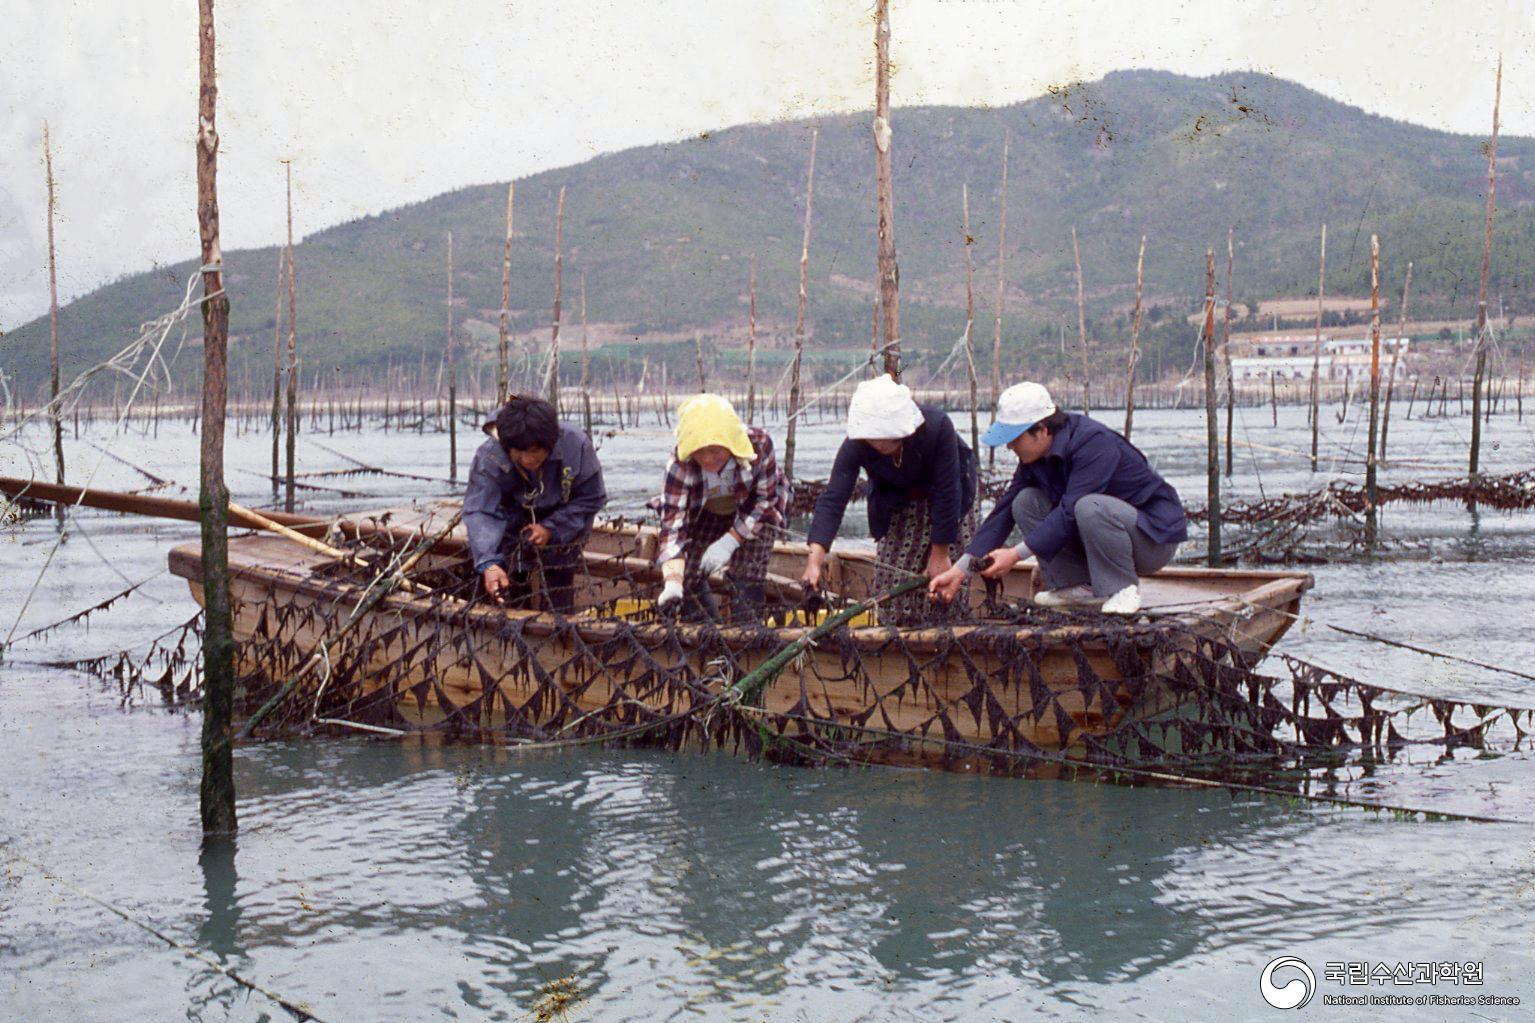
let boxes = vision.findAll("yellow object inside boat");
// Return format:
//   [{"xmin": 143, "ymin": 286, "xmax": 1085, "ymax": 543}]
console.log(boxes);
[{"xmin": 584, "ymin": 598, "xmax": 876, "ymax": 628}]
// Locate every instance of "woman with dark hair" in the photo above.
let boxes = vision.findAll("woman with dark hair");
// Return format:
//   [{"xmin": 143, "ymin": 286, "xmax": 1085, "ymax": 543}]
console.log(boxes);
[
  {"xmin": 463, "ymin": 395, "xmax": 607, "ymax": 614},
  {"xmin": 801, "ymin": 374, "xmax": 977, "ymax": 626}
]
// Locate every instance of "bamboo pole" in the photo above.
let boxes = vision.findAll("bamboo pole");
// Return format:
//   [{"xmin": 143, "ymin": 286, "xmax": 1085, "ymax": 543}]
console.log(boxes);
[
  {"xmin": 42, "ymin": 122, "xmax": 65, "ymax": 527},
  {"xmin": 270, "ymin": 248, "xmax": 284, "ymax": 495},
  {"xmin": 1201, "ymin": 249, "xmax": 1220, "ymax": 566},
  {"xmin": 745, "ymin": 254, "xmax": 758, "ymax": 424},
  {"xmin": 1223, "ymin": 228, "xmax": 1235, "ymax": 478},
  {"xmin": 283, "ymin": 159, "xmax": 298, "ymax": 513},
  {"xmin": 196, "ymin": 0, "xmax": 236, "ymax": 838},
  {"xmin": 1470, "ymin": 55, "xmax": 1501, "ymax": 479},
  {"xmin": 547, "ymin": 185, "xmax": 565, "ymax": 414},
  {"xmin": 580, "ymin": 273, "xmax": 593, "ymax": 437},
  {"xmin": 497, "ymin": 181, "xmax": 514, "ymax": 404},
  {"xmin": 961, "ymin": 184, "xmax": 979, "ymax": 453},
  {"xmin": 1071, "ymin": 226, "xmax": 1089, "ymax": 414},
  {"xmin": 873, "ymin": 0, "xmax": 900, "ymax": 380},
  {"xmin": 783, "ymin": 126, "xmax": 818, "ymax": 480},
  {"xmin": 1380, "ymin": 261, "xmax": 1412, "ymax": 461},
  {"xmin": 1124, "ymin": 235, "xmax": 1146, "ymax": 441},
  {"xmin": 1309, "ymin": 223, "xmax": 1325, "ymax": 471},
  {"xmin": 693, "ymin": 333, "xmax": 706, "ymax": 392},
  {"xmin": 990, "ymin": 128, "xmax": 1010, "ymax": 468},
  {"xmin": 446, "ymin": 230, "xmax": 458, "ymax": 483},
  {"xmin": 1365, "ymin": 236, "xmax": 1382, "ymax": 547}
]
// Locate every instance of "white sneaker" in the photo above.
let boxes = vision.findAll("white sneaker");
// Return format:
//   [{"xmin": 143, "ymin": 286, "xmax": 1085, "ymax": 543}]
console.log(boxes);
[
  {"xmin": 1033, "ymin": 584, "xmax": 1098, "ymax": 607},
  {"xmin": 1101, "ymin": 585, "xmax": 1142, "ymax": 615}
]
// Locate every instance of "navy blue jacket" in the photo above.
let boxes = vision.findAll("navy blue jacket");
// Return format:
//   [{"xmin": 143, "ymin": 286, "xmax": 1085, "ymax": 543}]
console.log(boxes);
[
  {"xmin": 807, "ymin": 405, "xmax": 977, "ymax": 548},
  {"xmin": 967, "ymin": 413, "xmax": 1187, "ymax": 561},
  {"xmin": 463, "ymin": 425, "xmax": 607, "ymax": 572}
]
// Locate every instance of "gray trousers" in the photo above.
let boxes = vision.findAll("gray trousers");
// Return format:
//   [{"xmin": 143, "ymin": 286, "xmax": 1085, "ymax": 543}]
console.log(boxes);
[{"xmin": 1012, "ymin": 488, "xmax": 1179, "ymax": 597}]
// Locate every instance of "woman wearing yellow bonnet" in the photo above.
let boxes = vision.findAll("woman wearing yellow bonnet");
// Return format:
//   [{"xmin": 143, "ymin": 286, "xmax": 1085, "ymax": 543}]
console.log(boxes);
[{"xmin": 654, "ymin": 393, "xmax": 791, "ymax": 622}]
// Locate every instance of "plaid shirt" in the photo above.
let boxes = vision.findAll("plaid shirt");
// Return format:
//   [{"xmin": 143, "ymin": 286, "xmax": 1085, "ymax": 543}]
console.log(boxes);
[{"xmin": 656, "ymin": 426, "xmax": 791, "ymax": 563}]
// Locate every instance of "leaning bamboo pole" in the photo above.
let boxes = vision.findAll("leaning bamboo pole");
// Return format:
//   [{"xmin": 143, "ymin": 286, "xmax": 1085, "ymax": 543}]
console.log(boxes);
[
  {"xmin": 1308, "ymin": 223, "xmax": 1326, "ymax": 472},
  {"xmin": 1071, "ymin": 226, "xmax": 1089, "ymax": 414},
  {"xmin": 1380, "ymin": 261, "xmax": 1412, "ymax": 461},
  {"xmin": 1123, "ymin": 235, "xmax": 1146, "ymax": 441},
  {"xmin": 1470, "ymin": 56, "xmax": 1501, "ymax": 479},
  {"xmin": 961, "ymin": 184, "xmax": 979, "ymax": 453},
  {"xmin": 1365, "ymin": 235, "xmax": 1382, "ymax": 547},
  {"xmin": 990, "ymin": 128, "xmax": 1010, "ymax": 468},
  {"xmin": 497, "ymin": 181, "xmax": 514, "ymax": 404},
  {"xmin": 196, "ymin": 0, "xmax": 236, "ymax": 838},
  {"xmin": 783, "ymin": 126, "xmax": 818, "ymax": 480},
  {"xmin": 446, "ymin": 230, "xmax": 458, "ymax": 483},
  {"xmin": 269, "ymin": 247, "xmax": 284, "ymax": 497},
  {"xmin": 42, "ymin": 122, "xmax": 64, "ymax": 526},
  {"xmin": 580, "ymin": 273, "xmax": 593, "ymax": 438},
  {"xmin": 873, "ymin": 0, "xmax": 900, "ymax": 380},
  {"xmin": 1201, "ymin": 249, "xmax": 1220, "ymax": 566},
  {"xmin": 283, "ymin": 159, "xmax": 298, "ymax": 513},
  {"xmin": 745, "ymin": 254, "xmax": 758, "ymax": 424},
  {"xmin": 547, "ymin": 185, "xmax": 565, "ymax": 415},
  {"xmin": 1223, "ymin": 228, "xmax": 1235, "ymax": 478}
]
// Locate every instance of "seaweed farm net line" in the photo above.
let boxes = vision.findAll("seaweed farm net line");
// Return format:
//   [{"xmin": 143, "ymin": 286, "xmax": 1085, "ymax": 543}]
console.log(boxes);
[
  {"xmin": 65, "ymin": 524, "xmax": 1534, "ymax": 798},
  {"xmin": 789, "ymin": 467, "xmax": 1535, "ymax": 564}
]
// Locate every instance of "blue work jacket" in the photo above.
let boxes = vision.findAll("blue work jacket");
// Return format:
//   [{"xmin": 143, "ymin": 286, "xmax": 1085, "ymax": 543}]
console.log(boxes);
[{"xmin": 967, "ymin": 413, "xmax": 1187, "ymax": 561}]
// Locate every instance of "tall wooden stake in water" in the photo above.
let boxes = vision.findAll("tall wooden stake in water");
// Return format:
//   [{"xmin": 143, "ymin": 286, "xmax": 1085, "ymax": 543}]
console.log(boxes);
[
  {"xmin": 42, "ymin": 122, "xmax": 65, "ymax": 525},
  {"xmin": 270, "ymin": 248, "xmax": 284, "ymax": 497},
  {"xmin": 196, "ymin": 0, "xmax": 236, "ymax": 838},
  {"xmin": 1071, "ymin": 226, "xmax": 1089, "ymax": 413},
  {"xmin": 783, "ymin": 127, "xmax": 818, "ymax": 481},
  {"xmin": 283, "ymin": 159, "xmax": 298, "ymax": 512},
  {"xmin": 547, "ymin": 186, "xmax": 565, "ymax": 415},
  {"xmin": 498, "ymin": 181, "xmax": 514, "ymax": 404},
  {"xmin": 446, "ymin": 230, "xmax": 458, "ymax": 483},
  {"xmin": 961, "ymin": 184, "xmax": 979, "ymax": 453},
  {"xmin": 1223, "ymin": 228, "xmax": 1235, "ymax": 478},
  {"xmin": 1470, "ymin": 56, "xmax": 1501, "ymax": 478},
  {"xmin": 1364, "ymin": 235, "xmax": 1382, "ymax": 547},
  {"xmin": 1308, "ymin": 223, "xmax": 1326, "ymax": 472},
  {"xmin": 1380, "ymin": 261, "xmax": 1412, "ymax": 461},
  {"xmin": 1123, "ymin": 236, "xmax": 1146, "ymax": 440},
  {"xmin": 745, "ymin": 254, "xmax": 758, "ymax": 424},
  {"xmin": 1201, "ymin": 249, "xmax": 1221, "ymax": 566},
  {"xmin": 990, "ymin": 129, "xmax": 1010, "ymax": 467},
  {"xmin": 873, "ymin": 0, "xmax": 900, "ymax": 380},
  {"xmin": 580, "ymin": 274, "xmax": 592, "ymax": 438}
]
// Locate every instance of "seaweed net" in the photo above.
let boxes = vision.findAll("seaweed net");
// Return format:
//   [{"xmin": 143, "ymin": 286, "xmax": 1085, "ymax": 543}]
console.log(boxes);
[
  {"xmin": 60, "ymin": 520, "xmax": 1534, "ymax": 801},
  {"xmin": 793, "ymin": 467, "xmax": 1535, "ymax": 564}
]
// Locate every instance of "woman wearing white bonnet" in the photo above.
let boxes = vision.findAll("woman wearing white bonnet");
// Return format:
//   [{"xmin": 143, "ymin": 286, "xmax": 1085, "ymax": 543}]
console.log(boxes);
[{"xmin": 802, "ymin": 374, "xmax": 977, "ymax": 625}]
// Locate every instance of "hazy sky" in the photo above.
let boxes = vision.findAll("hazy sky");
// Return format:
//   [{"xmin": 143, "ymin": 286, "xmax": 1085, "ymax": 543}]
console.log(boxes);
[{"xmin": 2, "ymin": 0, "xmax": 1529, "ymax": 329}]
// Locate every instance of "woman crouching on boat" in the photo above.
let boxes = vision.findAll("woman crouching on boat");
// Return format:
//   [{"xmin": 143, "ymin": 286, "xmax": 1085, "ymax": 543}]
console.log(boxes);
[
  {"xmin": 655, "ymin": 394, "xmax": 791, "ymax": 623},
  {"xmin": 464, "ymin": 396, "xmax": 607, "ymax": 615},
  {"xmin": 929, "ymin": 382, "xmax": 1187, "ymax": 616},
  {"xmin": 801, "ymin": 374, "xmax": 977, "ymax": 626}
]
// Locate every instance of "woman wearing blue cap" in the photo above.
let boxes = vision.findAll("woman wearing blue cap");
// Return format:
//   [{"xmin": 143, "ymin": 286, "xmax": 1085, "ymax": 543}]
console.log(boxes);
[{"xmin": 929, "ymin": 382, "xmax": 1187, "ymax": 615}]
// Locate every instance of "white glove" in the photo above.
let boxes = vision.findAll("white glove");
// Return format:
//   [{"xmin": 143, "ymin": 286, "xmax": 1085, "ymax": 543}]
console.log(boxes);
[
  {"xmin": 699, "ymin": 533, "xmax": 741, "ymax": 575},
  {"xmin": 657, "ymin": 579, "xmax": 684, "ymax": 609}
]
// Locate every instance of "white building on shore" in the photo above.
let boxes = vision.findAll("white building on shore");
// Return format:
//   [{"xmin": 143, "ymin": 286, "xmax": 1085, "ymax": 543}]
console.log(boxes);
[{"xmin": 1230, "ymin": 335, "xmax": 1410, "ymax": 384}]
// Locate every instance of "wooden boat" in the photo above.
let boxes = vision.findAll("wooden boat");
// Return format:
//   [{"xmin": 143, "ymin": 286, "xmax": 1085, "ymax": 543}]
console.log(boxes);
[{"xmin": 166, "ymin": 500, "xmax": 1313, "ymax": 768}]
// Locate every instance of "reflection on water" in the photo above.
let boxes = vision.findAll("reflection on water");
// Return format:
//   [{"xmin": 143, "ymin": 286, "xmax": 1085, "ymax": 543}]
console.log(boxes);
[{"xmin": 4, "ymin": 409, "xmax": 1535, "ymax": 1019}]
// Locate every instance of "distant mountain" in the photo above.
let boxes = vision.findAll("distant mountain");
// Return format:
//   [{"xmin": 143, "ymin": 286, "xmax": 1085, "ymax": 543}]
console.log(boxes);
[{"xmin": 7, "ymin": 69, "xmax": 1535, "ymax": 398}]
